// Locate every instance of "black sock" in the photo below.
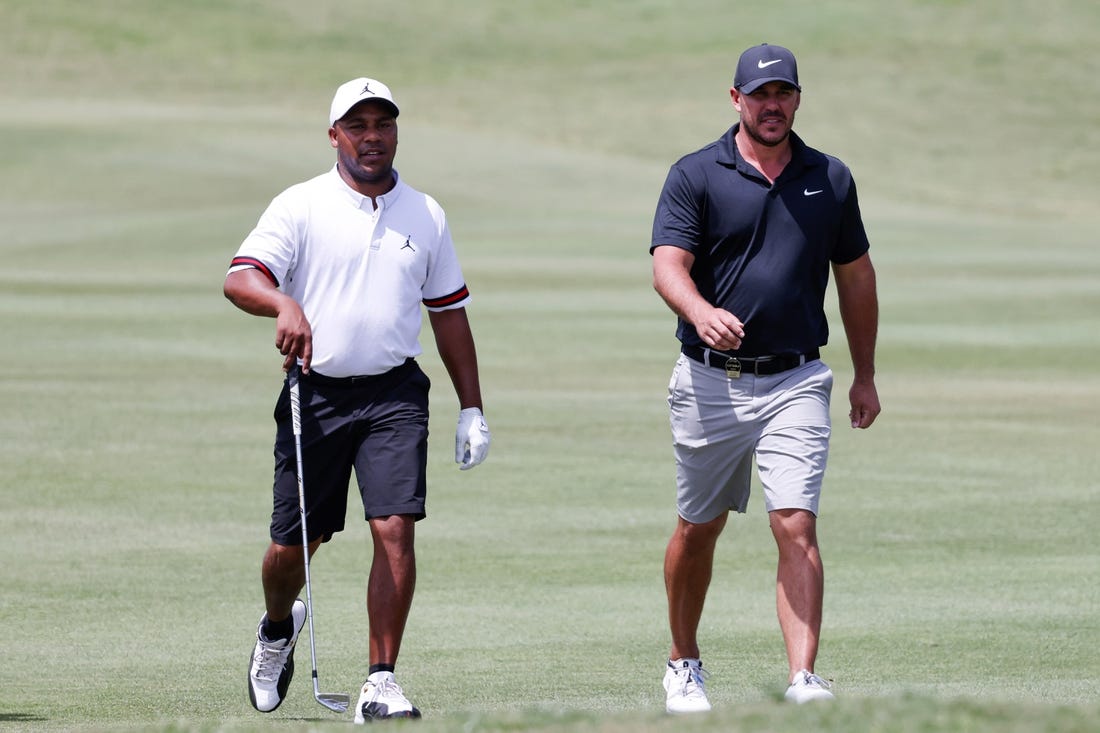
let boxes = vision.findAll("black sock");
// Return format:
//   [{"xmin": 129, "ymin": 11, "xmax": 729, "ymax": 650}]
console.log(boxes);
[
  {"xmin": 262, "ymin": 615, "xmax": 294, "ymax": 641},
  {"xmin": 369, "ymin": 663, "xmax": 395, "ymax": 676}
]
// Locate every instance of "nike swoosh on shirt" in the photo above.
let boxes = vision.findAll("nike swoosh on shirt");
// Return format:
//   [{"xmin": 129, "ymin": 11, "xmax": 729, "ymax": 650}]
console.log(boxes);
[
  {"xmin": 804, "ymin": 189, "xmax": 823, "ymax": 196},
  {"xmin": 757, "ymin": 59, "xmax": 783, "ymax": 68}
]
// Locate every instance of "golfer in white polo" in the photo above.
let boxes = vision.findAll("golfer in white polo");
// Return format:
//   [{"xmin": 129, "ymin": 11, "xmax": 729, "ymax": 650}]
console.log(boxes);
[{"xmin": 225, "ymin": 77, "xmax": 490, "ymax": 723}]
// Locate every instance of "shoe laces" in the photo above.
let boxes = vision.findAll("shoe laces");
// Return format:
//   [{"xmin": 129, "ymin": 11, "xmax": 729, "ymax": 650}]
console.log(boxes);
[
  {"xmin": 253, "ymin": 637, "xmax": 290, "ymax": 681},
  {"xmin": 797, "ymin": 670, "xmax": 831, "ymax": 689},
  {"xmin": 669, "ymin": 663, "xmax": 710, "ymax": 697},
  {"xmin": 366, "ymin": 676, "xmax": 408, "ymax": 702}
]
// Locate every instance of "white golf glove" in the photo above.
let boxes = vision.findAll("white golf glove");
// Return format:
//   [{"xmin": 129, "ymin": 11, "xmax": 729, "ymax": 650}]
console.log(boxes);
[{"xmin": 455, "ymin": 407, "xmax": 491, "ymax": 470}]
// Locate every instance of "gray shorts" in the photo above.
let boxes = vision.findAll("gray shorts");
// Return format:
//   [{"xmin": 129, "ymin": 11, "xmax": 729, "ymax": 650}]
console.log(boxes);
[{"xmin": 667, "ymin": 354, "xmax": 833, "ymax": 523}]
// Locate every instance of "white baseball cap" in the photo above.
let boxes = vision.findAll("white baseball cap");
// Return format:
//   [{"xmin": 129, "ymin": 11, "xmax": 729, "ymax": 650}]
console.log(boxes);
[{"xmin": 329, "ymin": 77, "xmax": 399, "ymax": 125}]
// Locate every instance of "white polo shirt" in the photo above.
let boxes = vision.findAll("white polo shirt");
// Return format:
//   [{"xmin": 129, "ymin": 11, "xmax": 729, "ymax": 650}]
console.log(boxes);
[{"xmin": 229, "ymin": 166, "xmax": 470, "ymax": 377}]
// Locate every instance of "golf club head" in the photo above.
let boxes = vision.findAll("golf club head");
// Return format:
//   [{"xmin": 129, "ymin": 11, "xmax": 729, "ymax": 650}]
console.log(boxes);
[{"xmin": 316, "ymin": 693, "xmax": 350, "ymax": 713}]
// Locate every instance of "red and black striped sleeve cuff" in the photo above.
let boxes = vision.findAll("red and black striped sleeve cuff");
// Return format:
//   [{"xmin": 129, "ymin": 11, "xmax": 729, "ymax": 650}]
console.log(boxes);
[
  {"xmin": 229, "ymin": 256, "xmax": 279, "ymax": 287},
  {"xmin": 423, "ymin": 284, "xmax": 470, "ymax": 309}
]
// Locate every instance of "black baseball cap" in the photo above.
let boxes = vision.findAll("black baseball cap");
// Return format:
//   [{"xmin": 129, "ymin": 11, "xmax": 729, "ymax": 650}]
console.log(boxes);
[{"xmin": 734, "ymin": 43, "xmax": 801, "ymax": 94}]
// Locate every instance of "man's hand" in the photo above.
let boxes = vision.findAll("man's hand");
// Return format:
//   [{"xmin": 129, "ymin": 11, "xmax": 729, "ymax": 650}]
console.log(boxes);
[
  {"xmin": 653, "ymin": 245, "xmax": 745, "ymax": 351},
  {"xmin": 224, "ymin": 268, "xmax": 313, "ymax": 373},
  {"xmin": 692, "ymin": 305, "xmax": 745, "ymax": 352},
  {"xmin": 275, "ymin": 302, "xmax": 313, "ymax": 373},
  {"xmin": 848, "ymin": 380, "xmax": 881, "ymax": 429},
  {"xmin": 455, "ymin": 407, "xmax": 490, "ymax": 470}
]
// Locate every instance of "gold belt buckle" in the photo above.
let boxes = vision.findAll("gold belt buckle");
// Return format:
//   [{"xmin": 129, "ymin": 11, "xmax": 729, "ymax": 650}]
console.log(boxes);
[{"xmin": 724, "ymin": 357, "xmax": 742, "ymax": 379}]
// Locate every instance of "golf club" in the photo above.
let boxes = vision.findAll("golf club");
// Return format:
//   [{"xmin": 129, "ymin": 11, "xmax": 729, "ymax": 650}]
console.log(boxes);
[{"xmin": 289, "ymin": 366, "xmax": 351, "ymax": 714}]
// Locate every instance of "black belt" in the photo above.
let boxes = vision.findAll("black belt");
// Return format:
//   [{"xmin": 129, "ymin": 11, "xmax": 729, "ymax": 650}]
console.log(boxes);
[
  {"xmin": 681, "ymin": 345, "xmax": 819, "ymax": 378},
  {"xmin": 298, "ymin": 358, "xmax": 415, "ymax": 387}
]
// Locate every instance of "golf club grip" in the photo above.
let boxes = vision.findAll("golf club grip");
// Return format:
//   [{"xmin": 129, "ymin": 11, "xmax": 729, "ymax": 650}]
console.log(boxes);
[
  {"xmin": 288, "ymin": 367, "xmax": 303, "ymax": 438},
  {"xmin": 288, "ymin": 366, "xmax": 310, "ymax": 548}
]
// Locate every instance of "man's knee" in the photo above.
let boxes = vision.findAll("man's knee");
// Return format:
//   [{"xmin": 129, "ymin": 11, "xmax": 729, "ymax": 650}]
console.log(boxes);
[
  {"xmin": 369, "ymin": 514, "xmax": 416, "ymax": 550},
  {"xmin": 769, "ymin": 508, "xmax": 818, "ymax": 549},
  {"xmin": 674, "ymin": 512, "xmax": 728, "ymax": 548}
]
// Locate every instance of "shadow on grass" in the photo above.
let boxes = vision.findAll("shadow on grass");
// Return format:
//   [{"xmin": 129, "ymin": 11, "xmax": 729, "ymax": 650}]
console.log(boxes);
[{"xmin": 0, "ymin": 713, "xmax": 49, "ymax": 722}]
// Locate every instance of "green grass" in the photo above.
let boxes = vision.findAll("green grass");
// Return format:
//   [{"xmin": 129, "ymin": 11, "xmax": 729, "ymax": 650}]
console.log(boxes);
[{"xmin": 2, "ymin": 1, "xmax": 1098, "ymax": 731}]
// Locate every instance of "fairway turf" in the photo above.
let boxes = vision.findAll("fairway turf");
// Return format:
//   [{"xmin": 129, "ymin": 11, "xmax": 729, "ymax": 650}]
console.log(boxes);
[{"xmin": 1, "ymin": 1, "xmax": 1098, "ymax": 732}]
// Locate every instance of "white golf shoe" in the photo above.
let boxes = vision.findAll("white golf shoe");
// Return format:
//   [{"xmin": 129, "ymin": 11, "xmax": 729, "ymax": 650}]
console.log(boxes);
[
  {"xmin": 354, "ymin": 671, "xmax": 421, "ymax": 723},
  {"xmin": 784, "ymin": 669, "xmax": 835, "ymax": 703},
  {"xmin": 247, "ymin": 599, "xmax": 307, "ymax": 712},
  {"xmin": 663, "ymin": 658, "xmax": 711, "ymax": 714}
]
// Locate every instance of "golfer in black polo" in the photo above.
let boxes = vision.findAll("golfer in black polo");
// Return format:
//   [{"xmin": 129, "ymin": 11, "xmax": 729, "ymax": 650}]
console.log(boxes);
[{"xmin": 651, "ymin": 43, "xmax": 880, "ymax": 712}]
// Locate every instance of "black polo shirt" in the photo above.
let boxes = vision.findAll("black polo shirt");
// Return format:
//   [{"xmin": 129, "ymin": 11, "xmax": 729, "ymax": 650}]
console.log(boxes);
[{"xmin": 651, "ymin": 124, "xmax": 869, "ymax": 357}]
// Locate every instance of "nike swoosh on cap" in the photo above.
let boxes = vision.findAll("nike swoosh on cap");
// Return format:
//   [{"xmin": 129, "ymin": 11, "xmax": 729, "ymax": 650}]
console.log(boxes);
[
  {"xmin": 757, "ymin": 59, "xmax": 783, "ymax": 68},
  {"xmin": 804, "ymin": 189, "xmax": 823, "ymax": 196}
]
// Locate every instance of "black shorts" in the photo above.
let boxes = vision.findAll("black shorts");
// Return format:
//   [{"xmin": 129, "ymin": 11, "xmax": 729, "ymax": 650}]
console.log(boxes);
[{"xmin": 269, "ymin": 359, "xmax": 430, "ymax": 546}]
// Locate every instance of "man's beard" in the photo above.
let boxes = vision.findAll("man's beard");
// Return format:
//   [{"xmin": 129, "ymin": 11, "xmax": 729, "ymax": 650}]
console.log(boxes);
[
  {"xmin": 338, "ymin": 150, "xmax": 392, "ymax": 186},
  {"xmin": 743, "ymin": 117, "xmax": 790, "ymax": 147}
]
